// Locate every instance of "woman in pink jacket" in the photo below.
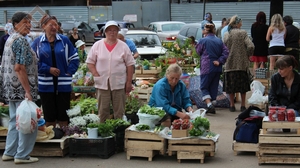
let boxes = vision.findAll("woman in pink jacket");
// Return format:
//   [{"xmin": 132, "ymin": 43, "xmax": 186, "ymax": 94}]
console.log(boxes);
[{"xmin": 86, "ymin": 21, "xmax": 135, "ymax": 123}]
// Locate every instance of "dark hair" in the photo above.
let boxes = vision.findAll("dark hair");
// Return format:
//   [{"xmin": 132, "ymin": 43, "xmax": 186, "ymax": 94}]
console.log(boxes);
[
  {"xmin": 189, "ymin": 36, "xmax": 195, "ymax": 43},
  {"xmin": 222, "ymin": 18, "xmax": 227, "ymax": 24},
  {"xmin": 72, "ymin": 27, "xmax": 78, "ymax": 31},
  {"xmin": 204, "ymin": 23, "xmax": 215, "ymax": 34},
  {"xmin": 40, "ymin": 14, "xmax": 57, "ymax": 26},
  {"xmin": 58, "ymin": 22, "xmax": 62, "ymax": 26},
  {"xmin": 283, "ymin": 15, "xmax": 293, "ymax": 25},
  {"xmin": 275, "ymin": 55, "xmax": 298, "ymax": 69},
  {"xmin": 253, "ymin": 11, "xmax": 266, "ymax": 28},
  {"xmin": 12, "ymin": 12, "xmax": 32, "ymax": 28}
]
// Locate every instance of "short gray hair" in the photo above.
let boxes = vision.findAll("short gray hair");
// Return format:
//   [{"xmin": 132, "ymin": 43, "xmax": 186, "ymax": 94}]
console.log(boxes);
[{"xmin": 165, "ymin": 63, "xmax": 182, "ymax": 77}]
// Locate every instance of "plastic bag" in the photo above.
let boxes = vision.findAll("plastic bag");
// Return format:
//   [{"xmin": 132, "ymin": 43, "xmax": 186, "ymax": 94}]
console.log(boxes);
[
  {"xmin": 16, "ymin": 99, "xmax": 39, "ymax": 134},
  {"xmin": 188, "ymin": 108, "xmax": 206, "ymax": 120},
  {"xmin": 137, "ymin": 112, "xmax": 162, "ymax": 129},
  {"xmin": 247, "ymin": 90, "xmax": 264, "ymax": 105},
  {"xmin": 250, "ymin": 80, "xmax": 265, "ymax": 94}
]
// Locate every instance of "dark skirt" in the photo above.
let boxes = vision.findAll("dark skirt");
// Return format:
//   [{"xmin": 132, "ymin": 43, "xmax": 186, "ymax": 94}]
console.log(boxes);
[{"xmin": 223, "ymin": 71, "xmax": 250, "ymax": 94}]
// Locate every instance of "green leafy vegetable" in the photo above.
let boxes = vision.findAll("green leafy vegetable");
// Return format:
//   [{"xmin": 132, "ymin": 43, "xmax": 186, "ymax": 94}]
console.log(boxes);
[
  {"xmin": 189, "ymin": 116, "xmax": 210, "ymax": 137},
  {"xmin": 0, "ymin": 106, "xmax": 9, "ymax": 117},
  {"xmin": 139, "ymin": 105, "xmax": 165, "ymax": 117},
  {"xmin": 98, "ymin": 123, "xmax": 114, "ymax": 137},
  {"xmin": 77, "ymin": 97, "xmax": 98, "ymax": 115},
  {"xmin": 105, "ymin": 119, "xmax": 130, "ymax": 128},
  {"xmin": 136, "ymin": 124, "xmax": 150, "ymax": 131}
]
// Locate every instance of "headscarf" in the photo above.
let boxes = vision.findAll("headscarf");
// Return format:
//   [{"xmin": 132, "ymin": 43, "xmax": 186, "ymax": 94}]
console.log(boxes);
[{"xmin": 228, "ymin": 16, "xmax": 242, "ymax": 32}]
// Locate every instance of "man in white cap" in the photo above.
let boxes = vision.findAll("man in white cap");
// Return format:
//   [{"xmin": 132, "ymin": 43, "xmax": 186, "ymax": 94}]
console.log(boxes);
[
  {"xmin": 117, "ymin": 28, "xmax": 139, "ymax": 59},
  {"xmin": 86, "ymin": 20, "xmax": 135, "ymax": 123},
  {"xmin": 0, "ymin": 19, "xmax": 14, "ymax": 64}
]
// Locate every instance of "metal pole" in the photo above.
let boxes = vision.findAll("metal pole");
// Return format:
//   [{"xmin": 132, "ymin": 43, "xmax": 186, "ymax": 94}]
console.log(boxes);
[{"xmin": 202, "ymin": 0, "xmax": 206, "ymax": 20}]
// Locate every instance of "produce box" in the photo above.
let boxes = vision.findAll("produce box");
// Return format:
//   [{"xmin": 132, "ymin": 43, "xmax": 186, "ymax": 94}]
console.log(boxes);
[
  {"xmin": 135, "ymin": 67, "xmax": 161, "ymax": 75},
  {"xmin": 72, "ymin": 86, "xmax": 96, "ymax": 93},
  {"xmin": 0, "ymin": 129, "xmax": 7, "ymax": 150},
  {"xmin": 232, "ymin": 140, "xmax": 258, "ymax": 156},
  {"xmin": 172, "ymin": 129, "xmax": 189, "ymax": 138},
  {"xmin": 125, "ymin": 127, "xmax": 167, "ymax": 161},
  {"xmin": 30, "ymin": 136, "xmax": 69, "ymax": 157},
  {"xmin": 69, "ymin": 136, "xmax": 115, "ymax": 159}
]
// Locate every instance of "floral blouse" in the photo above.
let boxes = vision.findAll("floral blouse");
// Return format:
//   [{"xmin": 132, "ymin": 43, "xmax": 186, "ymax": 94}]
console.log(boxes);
[{"xmin": 0, "ymin": 33, "xmax": 38, "ymax": 101}]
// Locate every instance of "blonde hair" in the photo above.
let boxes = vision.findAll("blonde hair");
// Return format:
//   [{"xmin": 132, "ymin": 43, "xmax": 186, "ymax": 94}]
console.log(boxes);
[
  {"xmin": 270, "ymin": 14, "xmax": 285, "ymax": 32},
  {"xmin": 228, "ymin": 15, "xmax": 242, "ymax": 31},
  {"xmin": 165, "ymin": 64, "xmax": 182, "ymax": 77}
]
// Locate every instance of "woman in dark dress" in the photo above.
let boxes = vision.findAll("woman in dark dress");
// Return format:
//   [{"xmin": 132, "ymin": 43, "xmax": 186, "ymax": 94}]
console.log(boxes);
[
  {"xmin": 250, "ymin": 11, "xmax": 269, "ymax": 75},
  {"xmin": 69, "ymin": 27, "xmax": 81, "ymax": 47}
]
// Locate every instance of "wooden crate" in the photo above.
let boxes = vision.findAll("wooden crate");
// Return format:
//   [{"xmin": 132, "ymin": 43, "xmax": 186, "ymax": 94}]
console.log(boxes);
[
  {"xmin": 134, "ymin": 87, "xmax": 153, "ymax": 102},
  {"xmin": 168, "ymin": 138, "xmax": 216, "ymax": 163},
  {"xmin": 232, "ymin": 140, "xmax": 258, "ymax": 156},
  {"xmin": 261, "ymin": 121, "xmax": 300, "ymax": 135},
  {"xmin": 125, "ymin": 129, "xmax": 167, "ymax": 161},
  {"xmin": 0, "ymin": 129, "xmax": 7, "ymax": 150},
  {"xmin": 30, "ymin": 137, "xmax": 69, "ymax": 157},
  {"xmin": 258, "ymin": 129, "xmax": 300, "ymax": 165},
  {"xmin": 135, "ymin": 67, "xmax": 161, "ymax": 75}
]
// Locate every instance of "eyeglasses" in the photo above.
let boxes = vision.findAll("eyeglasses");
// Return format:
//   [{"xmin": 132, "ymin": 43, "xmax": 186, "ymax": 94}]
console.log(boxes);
[{"xmin": 106, "ymin": 29, "xmax": 118, "ymax": 33}]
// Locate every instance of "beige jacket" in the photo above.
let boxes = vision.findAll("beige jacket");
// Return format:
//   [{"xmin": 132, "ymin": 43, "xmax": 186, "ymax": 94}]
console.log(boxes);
[{"xmin": 223, "ymin": 29, "xmax": 254, "ymax": 72}]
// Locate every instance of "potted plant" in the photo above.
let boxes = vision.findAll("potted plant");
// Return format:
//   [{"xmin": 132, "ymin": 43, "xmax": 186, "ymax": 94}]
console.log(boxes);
[
  {"xmin": 0, "ymin": 105, "xmax": 9, "ymax": 128},
  {"xmin": 142, "ymin": 59, "xmax": 151, "ymax": 70},
  {"xmin": 87, "ymin": 123, "xmax": 99, "ymax": 138},
  {"xmin": 98, "ymin": 123, "xmax": 114, "ymax": 137},
  {"xmin": 125, "ymin": 90, "xmax": 143, "ymax": 124}
]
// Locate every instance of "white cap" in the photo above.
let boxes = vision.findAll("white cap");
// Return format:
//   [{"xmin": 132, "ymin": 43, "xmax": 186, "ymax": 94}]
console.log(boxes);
[
  {"xmin": 75, "ymin": 40, "xmax": 85, "ymax": 48},
  {"xmin": 4, "ymin": 23, "xmax": 13, "ymax": 35},
  {"xmin": 118, "ymin": 28, "xmax": 128, "ymax": 36},
  {"xmin": 104, "ymin": 21, "xmax": 120, "ymax": 32}
]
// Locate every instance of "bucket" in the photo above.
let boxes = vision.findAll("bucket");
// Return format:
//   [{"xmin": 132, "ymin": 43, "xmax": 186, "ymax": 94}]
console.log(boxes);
[{"xmin": 87, "ymin": 128, "xmax": 98, "ymax": 138}]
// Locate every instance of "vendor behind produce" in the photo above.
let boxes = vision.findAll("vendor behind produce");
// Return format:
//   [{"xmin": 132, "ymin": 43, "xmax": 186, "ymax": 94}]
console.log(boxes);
[{"xmin": 148, "ymin": 64, "xmax": 193, "ymax": 127}]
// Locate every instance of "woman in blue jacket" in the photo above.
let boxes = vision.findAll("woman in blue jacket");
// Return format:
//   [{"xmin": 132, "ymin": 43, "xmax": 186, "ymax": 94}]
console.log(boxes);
[
  {"xmin": 196, "ymin": 23, "xmax": 229, "ymax": 114},
  {"xmin": 31, "ymin": 15, "xmax": 79, "ymax": 128},
  {"xmin": 148, "ymin": 64, "xmax": 193, "ymax": 127}
]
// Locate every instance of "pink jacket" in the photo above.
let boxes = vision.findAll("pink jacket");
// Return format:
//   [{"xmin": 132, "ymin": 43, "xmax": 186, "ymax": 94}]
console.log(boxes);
[{"xmin": 86, "ymin": 39, "xmax": 135, "ymax": 90}]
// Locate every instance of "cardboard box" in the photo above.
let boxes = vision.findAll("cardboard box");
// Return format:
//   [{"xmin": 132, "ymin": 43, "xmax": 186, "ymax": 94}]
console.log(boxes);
[{"xmin": 172, "ymin": 129, "xmax": 189, "ymax": 138}]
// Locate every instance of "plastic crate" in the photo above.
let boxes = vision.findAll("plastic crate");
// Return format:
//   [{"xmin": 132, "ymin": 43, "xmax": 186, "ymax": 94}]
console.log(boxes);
[
  {"xmin": 255, "ymin": 68, "xmax": 268, "ymax": 79},
  {"xmin": 69, "ymin": 136, "xmax": 115, "ymax": 159}
]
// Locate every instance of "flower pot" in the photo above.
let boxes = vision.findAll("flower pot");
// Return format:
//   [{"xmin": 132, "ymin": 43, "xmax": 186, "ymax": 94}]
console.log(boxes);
[
  {"xmin": 1, "ymin": 115, "xmax": 9, "ymax": 128},
  {"xmin": 143, "ymin": 65, "xmax": 149, "ymax": 70},
  {"xmin": 87, "ymin": 128, "xmax": 98, "ymax": 138},
  {"xmin": 125, "ymin": 113, "xmax": 139, "ymax": 124},
  {"xmin": 186, "ymin": 49, "xmax": 192, "ymax": 56}
]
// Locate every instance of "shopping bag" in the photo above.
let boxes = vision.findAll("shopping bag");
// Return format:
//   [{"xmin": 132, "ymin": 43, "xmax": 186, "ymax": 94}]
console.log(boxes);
[{"xmin": 16, "ymin": 99, "xmax": 39, "ymax": 134}]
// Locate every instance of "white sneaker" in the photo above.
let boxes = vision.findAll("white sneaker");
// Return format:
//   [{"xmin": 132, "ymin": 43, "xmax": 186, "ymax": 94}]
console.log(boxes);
[
  {"xmin": 2, "ymin": 154, "xmax": 14, "ymax": 161},
  {"xmin": 14, "ymin": 157, "xmax": 39, "ymax": 164}
]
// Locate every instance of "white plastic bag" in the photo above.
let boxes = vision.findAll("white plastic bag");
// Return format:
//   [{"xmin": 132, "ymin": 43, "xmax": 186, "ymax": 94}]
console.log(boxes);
[
  {"xmin": 137, "ymin": 112, "xmax": 162, "ymax": 129},
  {"xmin": 188, "ymin": 108, "xmax": 206, "ymax": 120},
  {"xmin": 250, "ymin": 80, "xmax": 265, "ymax": 94},
  {"xmin": 248, "ymin": 90, "xmax": 264, "ymax": 105},
  {"xmin": 16, "ymin": 99, "xmax": 38, "ymax": 134}
]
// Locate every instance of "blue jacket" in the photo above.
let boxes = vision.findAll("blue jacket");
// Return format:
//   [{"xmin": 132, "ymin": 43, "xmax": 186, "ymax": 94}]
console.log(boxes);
[
  {"xmin": 31, "ymin": 34, "xmax": 79, "ymax": 92},
  {"xmin": 148, "ymin": 77, "xmax": 192, "ymax": 116},
  {"xmin": 196, "ymin": 33, "xmax": 229, "ymax": 75}
]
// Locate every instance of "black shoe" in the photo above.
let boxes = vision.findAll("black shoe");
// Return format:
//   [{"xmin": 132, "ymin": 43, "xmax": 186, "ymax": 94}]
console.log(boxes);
[
  {"xmin": 229, "ymin": 106, "xmax": 236, "ymax": 112},
  {"xmin": 240, "ymin": 106, "xmax": 246, "ymax": 112},
  {"xmin": 206, "ymin": 105, "xmax": 216, "ymax": 114}
]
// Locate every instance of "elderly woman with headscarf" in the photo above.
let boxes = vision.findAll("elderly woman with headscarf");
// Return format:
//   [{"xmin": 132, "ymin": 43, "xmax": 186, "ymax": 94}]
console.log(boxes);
[
  {"xmin": 196, "ymin": 23, "xmax": 229, "ymax": 114},
  {"xmin": 0, "ymin": 12, "xmax": 39, "ymax": 164},
  {"xmin": 223, "ymin": 15, "xmax": 254, "ymax": 112}
]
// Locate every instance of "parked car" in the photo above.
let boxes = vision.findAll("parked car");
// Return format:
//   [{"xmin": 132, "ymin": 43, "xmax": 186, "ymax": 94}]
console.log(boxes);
[
  {"xmin": 125, "ymin": 30, "xmax": 166, "ymax": 60},
  {"xmin": 94, "ymin": 21, "xmax": 135, "ymax": 42},
  {"xmin": 293, "ymin": 22, "xmax": 300, "ymax": 29},
  {"xmin": 148, "ymin": 21, "xmax": 186, "ymax": 43},
  {"xmin": 177, "ymin": 22, "xmax": 203, "ymax": 46},
  {"xmin": 60, "ymin": 21, "xmax": 95, "ymax": 44}
]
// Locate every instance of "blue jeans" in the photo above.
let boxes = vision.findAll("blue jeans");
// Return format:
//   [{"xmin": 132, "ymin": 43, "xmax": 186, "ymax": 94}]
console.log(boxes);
[{"xmin": 3, "ymin": 101, "xmax": 37, "ymax": 159}]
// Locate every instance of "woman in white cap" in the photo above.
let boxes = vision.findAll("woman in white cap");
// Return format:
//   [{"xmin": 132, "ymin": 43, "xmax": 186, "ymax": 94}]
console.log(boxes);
[
  {"xmin": 75, "ymin": 40, "xmax": 87, "ymax": 63},
  {"xmin": 86, "ymin": 21, "xmax": 135, "ymax": 123}
]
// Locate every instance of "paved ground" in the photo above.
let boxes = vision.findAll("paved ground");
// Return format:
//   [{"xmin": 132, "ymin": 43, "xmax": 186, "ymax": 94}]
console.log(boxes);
[{"xmin": 0, "ymin": 101, "xmax": 298, "ymax": 168}]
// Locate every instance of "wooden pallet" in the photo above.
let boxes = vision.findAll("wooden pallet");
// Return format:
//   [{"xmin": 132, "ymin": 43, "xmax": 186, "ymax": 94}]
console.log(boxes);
[
  {"xmin": 0, "ymin": 129, "xmax": 7, "ymax": 150},
  {"xmin": 258, "ymin": 130, "xmax": 300, "ymax": 165},
  {"xmin": 254, "ymin": 78, "xmax": 270, "ymax": 95},
  {"xmin": 134, "ymin": 87, "xmax": 153, "ymax": 102},
  {"xmin": 261, "ymin": 121, "xmax": 300, "ymax": 135},
  {"xmin": 168, "ymin": 138, "xmax": 216, "ymax": 163},
  {"xmin": 135, "ymin": 67, "xmax": 161, "ymax": 75},
  {"xmin": 30, "ymin": 137, "xmax": 69, "ymax": 157},
  {"xmin": 232, "ymin": 140, "xmax": 258, "ymax": 156},
  {"xmin": 125, "ymin": 128, "xmax": 167, "ymax": 161}
]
